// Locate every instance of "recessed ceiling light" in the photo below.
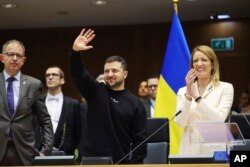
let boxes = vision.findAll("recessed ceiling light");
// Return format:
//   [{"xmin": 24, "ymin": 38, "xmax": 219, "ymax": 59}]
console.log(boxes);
[
  {"xmin": 210, "ymin": 14, "xmax": 231, "ymax": 20},
  {"xmin": 217, "ymin": 14, "xmax": 230, "ymax": 19},
  {"xmin": 1, "ymin": 3, "xmax": 17, "ymax": 9},
  {"xmin": 92, "ymin": 0, "xmax": 108, "ymax": 6}
]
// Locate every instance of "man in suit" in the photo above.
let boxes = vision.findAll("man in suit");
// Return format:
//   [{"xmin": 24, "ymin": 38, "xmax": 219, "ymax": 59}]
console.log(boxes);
[
  {"xmin": 44, "ymin": 66, "xmax": 82, "ymax": 155},
  {"xmin": 143, "ymin": 75, "xmax": 159, "ymax": 118},
  {"xmin": 0, "ymin": 39, "xmax": 54, "ymax": 166}
]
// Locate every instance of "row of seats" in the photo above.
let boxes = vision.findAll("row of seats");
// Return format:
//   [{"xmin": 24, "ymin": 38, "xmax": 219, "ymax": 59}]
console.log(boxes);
[
  {"xmin": 51, "ymin": 118, "xmax": 170, "ymax": 164},
  {"xmin": 35, "ymin": 118, "xmax": 170, "ymax": 165},
  {"xmin": 40, "ymin": 115, "xmax": 250, "ymax": 165}
]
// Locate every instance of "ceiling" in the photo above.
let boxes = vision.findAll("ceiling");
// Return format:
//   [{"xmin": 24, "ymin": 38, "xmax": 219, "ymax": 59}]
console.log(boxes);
[{"xmin": 0, "ymin": 0, "xmax": 250, "ymax": 30}]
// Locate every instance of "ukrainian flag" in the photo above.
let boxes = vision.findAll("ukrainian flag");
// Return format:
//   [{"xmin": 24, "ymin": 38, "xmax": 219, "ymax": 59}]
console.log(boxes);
[{"xmin": 154, "ymin": 12, "xmax": 190, "ymax": 154}]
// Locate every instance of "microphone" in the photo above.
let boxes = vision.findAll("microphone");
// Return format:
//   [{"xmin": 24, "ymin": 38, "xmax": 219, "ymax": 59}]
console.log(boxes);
[{"xmin": 115, "ymin": 110, "xmax": 182, "ymax": 164}]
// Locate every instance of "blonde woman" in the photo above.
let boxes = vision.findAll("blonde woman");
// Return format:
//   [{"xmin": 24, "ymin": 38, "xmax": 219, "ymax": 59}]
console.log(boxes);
[{"xmin": 175, "ymin": 45, "xmax": 234, "ymax": 155}]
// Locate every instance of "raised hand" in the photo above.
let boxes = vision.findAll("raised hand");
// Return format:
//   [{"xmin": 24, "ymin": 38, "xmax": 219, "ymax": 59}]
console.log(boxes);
[{"xmin": 72, "ymin": 29, "xmax": 96, "ymax": 51}]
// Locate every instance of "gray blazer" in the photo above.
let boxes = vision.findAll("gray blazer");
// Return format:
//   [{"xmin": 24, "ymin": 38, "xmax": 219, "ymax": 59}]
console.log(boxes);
[{"xmin": 0, "ymin": 72, "xmax": 54, "ymax": 165}]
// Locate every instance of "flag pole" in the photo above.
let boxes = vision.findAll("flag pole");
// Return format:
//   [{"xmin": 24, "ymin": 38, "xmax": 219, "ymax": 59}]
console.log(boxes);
[{"xmin": 173, "ymin": 0, "xmax": 179, "ymax": 14}]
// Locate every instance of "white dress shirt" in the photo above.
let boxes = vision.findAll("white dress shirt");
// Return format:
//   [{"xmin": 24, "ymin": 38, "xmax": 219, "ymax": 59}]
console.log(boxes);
[
  {"xmin": 150, "ymin": 98, "xmax": 155, "ymax": 117},
  {"xmin": 46, "ymin": 93, "xmax": 63, "ymax": 133}
]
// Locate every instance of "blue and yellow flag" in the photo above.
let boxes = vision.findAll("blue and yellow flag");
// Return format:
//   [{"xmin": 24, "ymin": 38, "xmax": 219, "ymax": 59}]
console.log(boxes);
[{"xmin": 154, "ymin": 12, "xmax": 190, "ymax": 155}]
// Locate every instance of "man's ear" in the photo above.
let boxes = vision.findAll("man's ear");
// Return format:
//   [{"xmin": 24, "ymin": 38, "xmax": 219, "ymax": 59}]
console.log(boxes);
[
  {"xmin": 124, "ymin": 71, "xmax": 128, "ymax": 79},
  {"xmin": 61, "ymin": 78, "xmax": 65, "ymax": 85},
  {"xmin": 22, "ymin": 56, "xmax": 27, "ymax": 63}
]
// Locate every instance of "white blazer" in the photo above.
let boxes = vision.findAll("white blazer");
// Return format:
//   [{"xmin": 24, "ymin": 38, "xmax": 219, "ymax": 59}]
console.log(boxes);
[{"xmin": 175, "ymin": 81, "xmax": 234, "ymax": 155}]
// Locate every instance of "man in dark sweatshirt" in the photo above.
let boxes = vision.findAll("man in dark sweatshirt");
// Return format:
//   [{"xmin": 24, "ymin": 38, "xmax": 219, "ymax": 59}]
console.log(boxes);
[{"xmin": 70, "ymin": 29, "xmax": 147, "ymax": 164}]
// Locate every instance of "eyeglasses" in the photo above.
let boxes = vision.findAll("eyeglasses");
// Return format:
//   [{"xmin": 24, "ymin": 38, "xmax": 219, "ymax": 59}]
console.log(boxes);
[
  {"xmin": 45, "ymin": 73, "xmax": 60, "ymax": 78},
  {"xmin": 3, "ymin": 52, "xmax": 25, "ymax": 60}
]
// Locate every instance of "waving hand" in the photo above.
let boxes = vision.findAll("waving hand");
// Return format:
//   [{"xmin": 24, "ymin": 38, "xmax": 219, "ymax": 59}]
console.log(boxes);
[{"xmin": 72, "ymin": 29, "xmax": 96, "ymax": 51}]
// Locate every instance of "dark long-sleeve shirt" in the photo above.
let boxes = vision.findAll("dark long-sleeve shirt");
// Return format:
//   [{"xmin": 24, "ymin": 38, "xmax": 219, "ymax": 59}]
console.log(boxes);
[{"xmin": 70, "ymin": 51, "xmax": 147, "ymax": 164}]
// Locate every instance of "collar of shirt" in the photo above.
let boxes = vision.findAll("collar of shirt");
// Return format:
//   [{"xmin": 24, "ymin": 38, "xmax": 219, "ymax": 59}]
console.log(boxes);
[
  {"xmin": 4, "ymin": 70, "xmax": 21, "ymax": 83},
  {"xmin": 46, "ymin": 93, "xmax": 63, "ymax": 102},
  {"xmin": 150, "ymin": 98, "xmax": 155, "ymax": 108}
]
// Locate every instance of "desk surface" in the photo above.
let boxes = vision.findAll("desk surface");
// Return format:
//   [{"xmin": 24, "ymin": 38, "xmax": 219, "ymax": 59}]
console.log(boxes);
[
  {"xmin": 86, "ymin": 165, "xmax": 228, "ymax": 167},
  {"xmin": 32, "ymin": 164, "xmax": 229, "ymax": 167}
]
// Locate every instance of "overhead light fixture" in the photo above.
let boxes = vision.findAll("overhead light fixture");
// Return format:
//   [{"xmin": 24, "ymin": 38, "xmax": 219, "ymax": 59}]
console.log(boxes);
[
  {"xmin": 217, "ymin": 15, "xmax": 231, "ymax": 19},
  {"xmin": 1, "ymin": 3, "xmax": 17, "ymax": 9},
  {"xmin": 92, "ymin": 0, "xmax": 108, "ymax": 6},
  {"xmin": 210, "ymin": 14, "xmax": 231, "ymax": 20}
]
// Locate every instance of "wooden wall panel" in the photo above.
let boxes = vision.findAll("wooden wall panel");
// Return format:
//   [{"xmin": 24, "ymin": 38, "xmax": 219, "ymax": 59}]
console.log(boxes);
[{"xmin": 0, "ymin": 19, "xmax": 249, "ymax": 106}]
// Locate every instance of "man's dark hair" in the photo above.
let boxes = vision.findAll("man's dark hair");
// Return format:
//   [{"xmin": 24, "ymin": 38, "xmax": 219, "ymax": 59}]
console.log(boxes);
[
  {"xmin": 147, "ymin": 74, "xmax": 159, "ymax": 80},
  {"xmin": 105, "ymin": 55, "xmax": 127, "ymax": 70},
  {"xmin": 46, "ymin": 65, "xmax": 65, "ymax": 78}
]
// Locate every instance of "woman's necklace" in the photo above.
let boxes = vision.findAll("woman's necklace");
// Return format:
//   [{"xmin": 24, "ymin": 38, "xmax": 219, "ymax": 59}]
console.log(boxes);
[
  {"xmin": 198, "ymin": 86, "xmax": 206, "ymax": 95},
  {"xmin": 197, "ymin": 78, "xmax": 211, "ymax": 95}
]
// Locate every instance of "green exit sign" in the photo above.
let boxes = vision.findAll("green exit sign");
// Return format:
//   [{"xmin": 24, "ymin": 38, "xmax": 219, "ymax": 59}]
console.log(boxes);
[{"xmin": 211, "ymin": 37, "xmax": 234, "ymax": 51}]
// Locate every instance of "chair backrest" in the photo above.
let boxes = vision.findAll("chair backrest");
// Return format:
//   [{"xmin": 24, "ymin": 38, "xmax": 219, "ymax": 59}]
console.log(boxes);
[
  {"xmin": 143, "ymin": 118, "xmax": 169, "ymax": 164},
  {"xmin": 146, "ymin": 118, "xmax": 169, "ymax": 142},
  {"xmin": 81, "ymin": 156, "xmax": 113, "ymax": 165},
  {"xmin": 144, "ymin": 142, "xmax": 168, "ymax": 164}
]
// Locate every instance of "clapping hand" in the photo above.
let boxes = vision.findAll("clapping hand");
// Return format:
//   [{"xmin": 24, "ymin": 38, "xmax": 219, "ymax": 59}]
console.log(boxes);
[
  {"xmin": 185, "ymin": 68, "xmax": 199, "ymax": 99},
  {"xmin": 72, "ymin": 29, "xmax": 96, "ymax": 51}
]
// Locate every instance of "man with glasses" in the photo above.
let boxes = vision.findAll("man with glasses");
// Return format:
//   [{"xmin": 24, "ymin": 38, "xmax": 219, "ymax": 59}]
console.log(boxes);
[
  {"xmin": 40, "ymin": 66, "xmax": 82, "ymax": 157},
  {"xmin": 143, "ymin": 75, "xmax": 159, "ymax": 118},
  {"xmin": 0, "ymin": 39, "xmax": 54, "ymax": 166}
]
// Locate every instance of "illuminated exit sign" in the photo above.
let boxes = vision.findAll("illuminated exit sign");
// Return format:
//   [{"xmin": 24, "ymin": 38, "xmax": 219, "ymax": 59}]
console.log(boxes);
[{"xmin": 211, "ymin": 37, "xmax": 234, "ymax": 51}]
